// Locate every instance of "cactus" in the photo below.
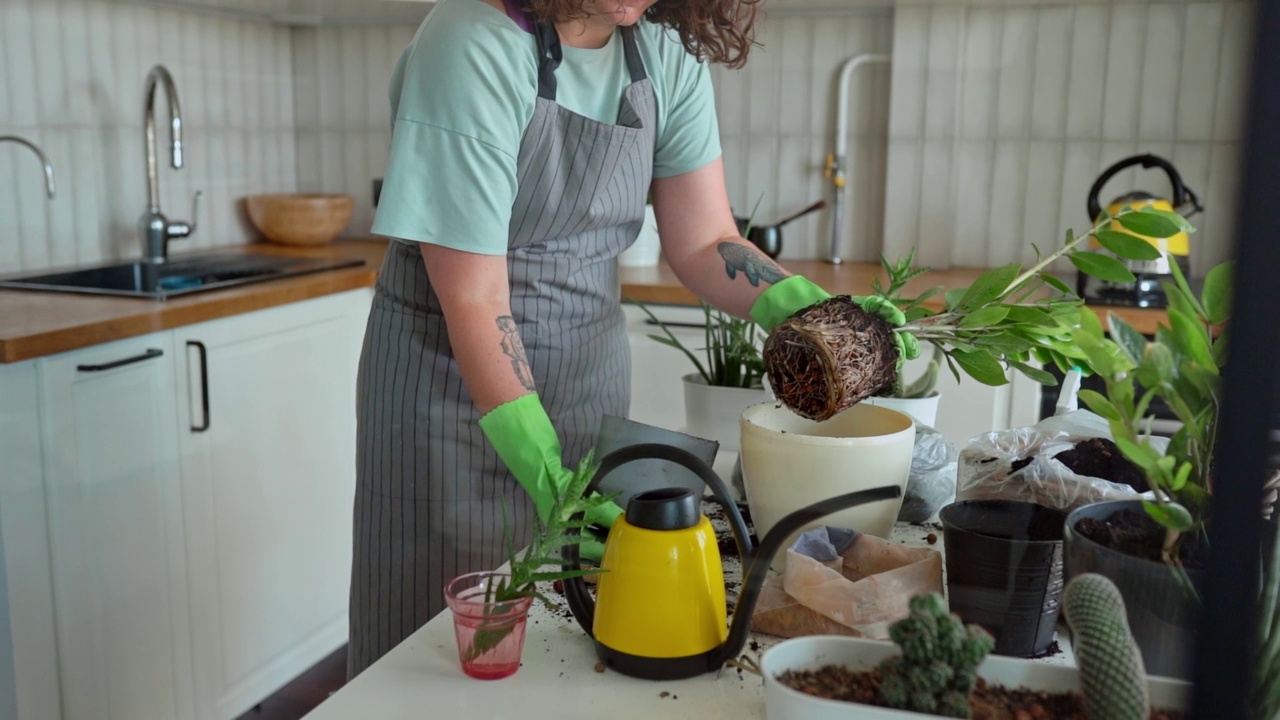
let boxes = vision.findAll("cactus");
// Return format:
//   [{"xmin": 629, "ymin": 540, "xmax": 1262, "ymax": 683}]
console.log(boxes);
[
  {"xmin": 1063, "ymin": 573, "xmax": 1150, "ymax": 720},
  {"xmin": 877, "ymin": 593, "xmax": 994, "ymax": 718}
]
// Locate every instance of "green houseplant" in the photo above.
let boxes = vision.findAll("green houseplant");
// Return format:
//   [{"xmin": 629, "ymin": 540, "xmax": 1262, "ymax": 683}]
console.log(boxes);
[{"xmin": 445, "ymin": 453, "xmax": 614, "ymax": 679}]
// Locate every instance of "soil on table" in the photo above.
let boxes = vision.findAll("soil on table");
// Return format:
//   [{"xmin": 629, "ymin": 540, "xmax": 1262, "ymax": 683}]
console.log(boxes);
[
  {"xmin": 776, "ymin": 666, "xmax": 1184, "ymax": 720},
  {"xmin": 1074, "ymin": 508, "xmax": 1208, "ymax": 569}
]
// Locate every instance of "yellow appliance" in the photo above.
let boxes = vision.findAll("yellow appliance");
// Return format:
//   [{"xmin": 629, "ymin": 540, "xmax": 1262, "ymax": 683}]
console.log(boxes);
[
  {"xmin": 1078, "ymin": 153, "xmax": 1203, "ymax": 308},
  {"xmin": 561, "ymin": 443, "xmax": 901, "ymax": 680}
]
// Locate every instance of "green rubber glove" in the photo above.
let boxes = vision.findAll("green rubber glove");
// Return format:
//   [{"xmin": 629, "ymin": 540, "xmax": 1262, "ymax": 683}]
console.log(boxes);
[
  {"xmin": 478, "ymin": 393, "xmax": 624, "ymax": 562},
  {"xmin": 853, "ymin": 295, "xmax": 920, "ymax": 362},
  {"xmin": 749, "ymin": 275, "xmax": 833, "ymax": 332}
]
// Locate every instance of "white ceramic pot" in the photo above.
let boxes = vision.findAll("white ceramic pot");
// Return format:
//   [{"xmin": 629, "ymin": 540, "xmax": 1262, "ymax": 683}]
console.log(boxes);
[
  {"xmin": 761, "ymin": 635, "xmax": 1191, "ymax": 720},
  {"xmin": 682, "ymin": 374, "xmax": 771, "ymax": 452},
  {"xmin": 862, "ymin": 393, "xmax": 940, "ymax": 428},
  {"xmin": 618, "ymin": 205, "xmax": 661, "ymax": 267},
  {"xmin": 740, "ymin": 403, "xmax": 914, "ymax": 569}
]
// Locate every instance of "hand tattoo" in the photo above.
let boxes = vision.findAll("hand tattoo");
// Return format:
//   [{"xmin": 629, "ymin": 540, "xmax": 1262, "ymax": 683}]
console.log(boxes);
[
  {"xmin": 718, "ymin": 242, "xmax": 786, "ymax": 287},
  {"xmin": 496, "ymin": 316, "xmax": 536, "ymax": 392}
]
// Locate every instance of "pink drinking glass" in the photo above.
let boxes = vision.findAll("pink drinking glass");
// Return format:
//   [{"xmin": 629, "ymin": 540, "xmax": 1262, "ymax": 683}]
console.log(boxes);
[{"xmin": 444, "ymin": 571, "xmax": 534, "ymax": 680}]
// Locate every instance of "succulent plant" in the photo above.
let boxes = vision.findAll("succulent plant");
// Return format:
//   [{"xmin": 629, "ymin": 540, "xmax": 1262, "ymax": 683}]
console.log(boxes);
[
  {"xmin": 878, "ymin": 593, "xmax": 994, "ymax": 718},
  {"xmin": 1063, "ymin": 573, "xmax": 1150, "ymax": 720}
]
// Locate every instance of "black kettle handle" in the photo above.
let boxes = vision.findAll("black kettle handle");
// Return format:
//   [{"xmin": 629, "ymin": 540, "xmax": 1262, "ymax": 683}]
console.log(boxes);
[
  {"xmin": 560, "ymin": 443, "xmax": 749, "ymax": 638},
  {"xmin": 1087, "ymin": 153, "xmax": 1189, "ymax": 222}
]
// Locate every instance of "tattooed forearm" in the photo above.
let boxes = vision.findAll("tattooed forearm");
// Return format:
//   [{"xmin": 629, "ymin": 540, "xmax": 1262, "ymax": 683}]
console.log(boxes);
[
  {"xmin": 717, "ymin": 242, "xmax": 787, "ymax": 287},
  {"xmin": 496, "ymin": 316, "xmax": 536, "ymax": 392}
]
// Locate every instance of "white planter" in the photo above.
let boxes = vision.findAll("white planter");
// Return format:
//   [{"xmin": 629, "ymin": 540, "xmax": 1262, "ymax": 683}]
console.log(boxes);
[
  {"xmin": 862, "ymin": 393, "xmax": 940, "ymax": 428},
  {"xmin": 682, "ymin": 373, "xmax": 771, "ymax": 452},
  {"xmin": 739, "ymin": 403, "xmax": 915, "ymax": 571},
  {"xmin": 761, "ymin": 635, "xmax": 1191, "ymax": 720},
  {"xmin": 618, "ymin": 205, "xmax": 661, "ymax": 267}
]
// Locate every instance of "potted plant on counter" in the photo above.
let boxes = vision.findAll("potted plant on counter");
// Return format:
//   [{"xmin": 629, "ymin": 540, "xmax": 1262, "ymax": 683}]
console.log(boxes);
[{"xmin": 444, "ymin": 453, "xmax": 613, "ymax": 680}]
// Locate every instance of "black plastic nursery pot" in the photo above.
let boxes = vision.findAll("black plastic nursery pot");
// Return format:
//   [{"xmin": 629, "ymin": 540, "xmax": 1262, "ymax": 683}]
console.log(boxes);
[
  {"xmin": 1064, "ymin": 499, "xmax": 1204, "ymax": 680},
  {"xmin": 939, "ymin": 499, "xmax": 1067, "ymax": 658}
]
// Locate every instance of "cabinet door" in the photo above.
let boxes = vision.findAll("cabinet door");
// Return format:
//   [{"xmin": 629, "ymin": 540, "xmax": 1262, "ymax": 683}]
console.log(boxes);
[
  {"xmin": 39, "ymin": 333, "xmax": 195, "ymax": 720},
  {"xmin": 175, "ymin": 289, "xmax": 370, "ymax": 720}
]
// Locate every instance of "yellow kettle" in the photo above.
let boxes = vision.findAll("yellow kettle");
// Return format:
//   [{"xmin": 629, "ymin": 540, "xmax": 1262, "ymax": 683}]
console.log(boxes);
[{"xmin": 561, "ymin": 443, "xmax": 901, "ymax": 680}]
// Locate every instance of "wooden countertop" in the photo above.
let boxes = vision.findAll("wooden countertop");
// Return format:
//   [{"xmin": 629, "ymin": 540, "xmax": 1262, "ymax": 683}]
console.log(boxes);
[
  {"xmin": 620, "ymin": 259, "xmax": 1177, "ymax": 336},
  {"xmin": 0, "ymin": 239, "xmax": 387, "ymax": 363},
  {"xmin": 0, "ymin": 239, "xmax": 1174, "ymax": 364}
]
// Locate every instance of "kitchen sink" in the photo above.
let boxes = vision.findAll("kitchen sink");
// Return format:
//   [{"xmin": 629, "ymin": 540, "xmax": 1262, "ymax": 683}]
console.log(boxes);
[{"xmin": 0, "ymin": 253, "xmax": 366, "ymax": 299}]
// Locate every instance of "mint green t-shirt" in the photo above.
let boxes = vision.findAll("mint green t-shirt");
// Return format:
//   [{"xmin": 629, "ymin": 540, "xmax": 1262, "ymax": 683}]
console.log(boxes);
[{"xmin": 370, "ymin": 0, "xmax": 722, "ymax": 254}]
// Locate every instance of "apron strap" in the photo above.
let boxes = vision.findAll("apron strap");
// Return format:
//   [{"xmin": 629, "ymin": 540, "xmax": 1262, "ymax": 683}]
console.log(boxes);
[{"xmin": 534, "ymin": 23, "xmax": 650, "ymax": 101}]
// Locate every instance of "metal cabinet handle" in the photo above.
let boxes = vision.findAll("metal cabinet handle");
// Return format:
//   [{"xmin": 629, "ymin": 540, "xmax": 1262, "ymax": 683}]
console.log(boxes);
[
  {"xmin": 188, "ymin": 340, "xmax": 210, "ymax": 432},
  {"xmin": 76, "ymin": 348, "xmax": 163, "ymax": 372}
]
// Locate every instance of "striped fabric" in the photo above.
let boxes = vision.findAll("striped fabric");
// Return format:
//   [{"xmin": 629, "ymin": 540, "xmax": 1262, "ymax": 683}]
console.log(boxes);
[{"xmin": 348, "ymin": 25, "xmax": 657, "ymax": 678}]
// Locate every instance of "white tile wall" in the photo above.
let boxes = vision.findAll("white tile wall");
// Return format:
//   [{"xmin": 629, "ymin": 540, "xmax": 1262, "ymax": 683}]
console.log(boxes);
[
  {"xmin": 882, "ymin": 0, "xmax": 1255, "ymax": 277},
  {"xmin": 711, "ymin": 10, "xmax": 895, "ymax": 263},
  {"xmin": 291, "ymin": 24, "xmax": 417, "ymax": 239},
  {"xmin": 0, "ymin": 0, "xmax": 297, "ymax": 276}
]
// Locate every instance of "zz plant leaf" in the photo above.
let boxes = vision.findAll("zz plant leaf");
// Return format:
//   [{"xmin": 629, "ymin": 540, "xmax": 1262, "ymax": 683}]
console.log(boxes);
[
  {"xmin": 1094, "ymin": 229, "xmax": 1163, "ymax": 261},
  {"xmin": 1069, "ymin": 251, "xmax": 1138, "ymax": 284},
  {"xmin": 1201, "ymin": 261, "xmax": 1233, "ymax": 326}
]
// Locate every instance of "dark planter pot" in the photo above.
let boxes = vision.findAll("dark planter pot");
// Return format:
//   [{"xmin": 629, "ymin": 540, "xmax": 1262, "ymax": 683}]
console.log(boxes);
[
  {"xmin": 940, "ymin": 500, "xmax": 1067, "ymax": 658},
  {"xmin": 1064, "ymin": 499, "xmax": 1204, "ymax": 680}
]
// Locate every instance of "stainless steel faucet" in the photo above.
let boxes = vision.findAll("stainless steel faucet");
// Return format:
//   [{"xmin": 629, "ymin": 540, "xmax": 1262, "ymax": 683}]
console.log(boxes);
[
  {"xmin": 0, "ymin": 135, "xmax": 56, "ymax": 198},
  {"xmin": 139, "ymin": 64, "xmax": 201, "ymax": 264}
]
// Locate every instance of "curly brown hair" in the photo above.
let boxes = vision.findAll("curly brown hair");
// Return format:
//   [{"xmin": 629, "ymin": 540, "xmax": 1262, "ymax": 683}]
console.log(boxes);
[{"xmin": 528, "ymin": 0, "xmax": 761, "ymax": 69}]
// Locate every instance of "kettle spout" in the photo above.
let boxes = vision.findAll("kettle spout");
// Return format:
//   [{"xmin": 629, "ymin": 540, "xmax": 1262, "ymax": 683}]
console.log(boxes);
[{"xmin": 711, "ymin": 484, "xmax": 902, "ymax": 669}]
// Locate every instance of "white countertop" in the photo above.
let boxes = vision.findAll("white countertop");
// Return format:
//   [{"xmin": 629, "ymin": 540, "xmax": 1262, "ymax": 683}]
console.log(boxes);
[{"xmin": 303, "ymin": 497, "xmax": 1076, "ymax": 720}]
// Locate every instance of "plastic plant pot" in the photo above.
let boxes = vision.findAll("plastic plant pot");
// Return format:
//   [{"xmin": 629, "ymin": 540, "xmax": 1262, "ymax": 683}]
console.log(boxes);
[
  {"xmin": 444, "ymin": 571, "xmax": 534, "ymax": 680},
  {"xmin": 939, "ymin": 499, "xmax": 1067, "ymax": 658}
]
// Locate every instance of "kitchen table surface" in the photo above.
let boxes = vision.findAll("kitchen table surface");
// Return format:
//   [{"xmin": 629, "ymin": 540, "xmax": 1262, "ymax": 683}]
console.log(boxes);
[{"xmin": 302, "ymin": 496, "xmax": 1075, "ymax": 720}]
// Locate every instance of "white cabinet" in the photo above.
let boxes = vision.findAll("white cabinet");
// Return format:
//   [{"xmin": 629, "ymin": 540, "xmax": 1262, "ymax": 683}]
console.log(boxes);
[
  {"xmin": 622, "ymin": 303, "xmax": 707, "ymax": 431},
  {"xmin": 173, "ymin": 289, "xmax": 369, "ymax": 720},
  {"xmin": 38, "ymin": 333, "xmax": 196, "ymax": 720},
  {"xmin": 0, "ymin": 361, "xmax": 61, "ymax": 720}
]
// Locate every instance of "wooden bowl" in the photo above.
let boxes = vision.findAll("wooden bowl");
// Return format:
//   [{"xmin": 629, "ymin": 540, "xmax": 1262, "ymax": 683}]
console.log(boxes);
[{"xmin": 244, "ymin": 193, "xmax": 355, "ymax": 246}]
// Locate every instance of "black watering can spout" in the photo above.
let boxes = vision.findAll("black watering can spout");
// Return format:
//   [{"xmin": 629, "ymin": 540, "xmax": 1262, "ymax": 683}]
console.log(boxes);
[{"xmin": 560, "ymin": 441, "xmax": 902, "ymax": 675}]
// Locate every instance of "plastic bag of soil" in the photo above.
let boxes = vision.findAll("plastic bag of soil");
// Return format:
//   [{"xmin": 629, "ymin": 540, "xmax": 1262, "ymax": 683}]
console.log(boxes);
[
  {"xmin": 750, "ymin": 526, "xmax": 943, "ymax": 640},
  {"xmin": 955, "ymin": 410, "xmax": 1169, "ymax": 513},
  {"xmin": 897, "ymin": 424, "xmax": 958, "ymax": 523}
]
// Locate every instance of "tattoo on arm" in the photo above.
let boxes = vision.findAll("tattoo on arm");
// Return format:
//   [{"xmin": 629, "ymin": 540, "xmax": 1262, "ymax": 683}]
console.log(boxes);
[
  {"xmin": 496, "ymin": 316, "xmax": 537, "ymax": 392},
  {"xmin": 717, "ymin": 242, "xmax": 786, "ymax": 287}
]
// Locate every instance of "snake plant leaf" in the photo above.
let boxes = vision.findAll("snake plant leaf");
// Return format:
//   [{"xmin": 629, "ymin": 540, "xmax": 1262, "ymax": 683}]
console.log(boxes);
[
  {"xmin": 1201, "ymin": 261, "xmax": 1234, "ymax": 325},
  {"xmin": 1116, "ymin": 209, "xmax": 1183, "ymax": 239},
  {"xmin": 1143, "ymin": 500, "xmax": 1195, "ymax": 533},
  {"xmin": 1069, "ymin": 251, "xmax": 1137, "ymax": 284},
  {"xmin": 1094, "ymin": 229, "xmax": 1163, "ymax": 261}
]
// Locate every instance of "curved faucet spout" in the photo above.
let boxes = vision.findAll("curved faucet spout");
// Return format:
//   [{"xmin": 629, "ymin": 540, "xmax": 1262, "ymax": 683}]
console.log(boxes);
[
  {"xmin": 143, "ymin": 64, "xmax": 184, "ymax": 213},
  {"xmin": 0, "ymin": 135, "xmax": 56, "ymax": 198}
]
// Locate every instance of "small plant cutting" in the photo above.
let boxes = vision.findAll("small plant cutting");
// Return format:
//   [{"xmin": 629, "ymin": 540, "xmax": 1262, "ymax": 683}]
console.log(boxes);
[
  {"xmin": 449, "ymin": 452, "xmax": 616, "ymax": 673},
  {"xmin": 762, "ymin": 205, "xmax": 1190, "ymax": 421}
]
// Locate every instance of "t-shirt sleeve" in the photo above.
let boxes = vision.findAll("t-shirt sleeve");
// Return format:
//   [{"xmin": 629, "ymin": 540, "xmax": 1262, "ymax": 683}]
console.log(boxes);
[
  {"xmin": 371, "ymin": 12, "xmax": 537, "ymax": 254},
  {"xmin": 652, "ymin": 36, "xmax": 722, "ymax": 179}
]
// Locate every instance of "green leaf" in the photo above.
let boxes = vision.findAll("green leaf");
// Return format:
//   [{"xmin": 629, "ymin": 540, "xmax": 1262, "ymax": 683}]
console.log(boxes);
[
  {"xmin": 1107, "ymin": 313, "xmax": 1149, "ymax": 366},
  {"xmin": 1115, "ymin": 436, "xmax": 1159, "ymax": 472},
  {"xmin": 1009, "ymin": 360, "xmax": 1057, "ymax": 386},
  {"xmin": 1117, "ymin": 209, "xmax": 1182, "ymax": 239},
  {"xmin": 955, "ymin": 263, "xmax": 1020, "ymax": 312},
  {"xmin": 1171, "ymin": 462, "xmax": 1193, "ymax": 492},
  {"xmin": 950, "ymin": 349, "xmax": 1009, "ymax": 386},
  {"xmin": 1078, "ymin": 389, "xmax": 1122, "ymax": 422},
  {"xmin": 1135, "ymin": 342, "xmax": 1175, "ymax": 390},
  {"xmin": 1006, "ymin": 306, "xmax": 1061, "ymax": 327},
  {"xmin": 1094, "ymin": 229, "xmax": 1163, "ymax": 261},
  {"xmin": 1212, "ymin": 329, "xmax": 1229, "ymax": 367},
  {"xmin": 1168, "ymin": 309, "xmax": 1215, "ymax": 369},
  {"xmin": 1143, "ymin": 501, "xmax": 1195, "ymax": 532},
  {"xmin": 1145, "ymin": 208, "xmax": 1196, "ymax": 235},
  {"xmin": 1201, "ymin": 262, "xmax": 1234, "ymax": 325},
  {"xmin": 1039, "ymin": 273, "xmax": 1075, "ymax": 296},
  {"xmin": 904, "ymin": 285, "xmax": 945, "ymax": 310},
  {"xmin": 945, "ymin": 287, "xmax": 967, "ymax": 312},
  {"xmin": 1069, "ymin": 251, "xmax": 1138, "ymax": 284},
  {"xmin": 1167, "ymin": 257, "xmax": 1208, "ymax": 319},
  {"xmin": 942, "ymin": 351, "xmax": 963, "ymax": 385},
  {"xmin": 960, "ymin": 306, "xmax": 1011, "ymax": 328}
]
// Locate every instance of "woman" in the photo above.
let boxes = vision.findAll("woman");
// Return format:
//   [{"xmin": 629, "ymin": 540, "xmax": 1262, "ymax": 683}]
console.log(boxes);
[{"xmin": 350, "ymin": 0, "xmax": 906, "ymax": 678}]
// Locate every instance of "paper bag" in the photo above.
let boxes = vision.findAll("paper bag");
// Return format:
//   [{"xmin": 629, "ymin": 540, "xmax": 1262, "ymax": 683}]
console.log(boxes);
[{"xmin": 750, "ymin": 527, "xmax": 943, "ymax": 640}]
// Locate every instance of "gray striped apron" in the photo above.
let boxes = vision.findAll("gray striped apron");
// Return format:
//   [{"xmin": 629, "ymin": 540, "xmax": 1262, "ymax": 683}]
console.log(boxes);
[{"xmin": 348, "ymin": 20, "xmax": 657, "ymax": 678}]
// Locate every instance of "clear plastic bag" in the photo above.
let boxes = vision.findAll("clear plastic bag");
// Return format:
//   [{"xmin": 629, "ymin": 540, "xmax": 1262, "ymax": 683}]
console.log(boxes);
[
  {"xmin": 955, "ymin": 410, "xmax": 1167, "ymax": 512},
  {"xmin": 897, "ymin": 424, "xmax": 958, "ymax": 523},
  {"xmin": 749, "ymin": 527, "xmax": 943, "ymax": 640}
]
